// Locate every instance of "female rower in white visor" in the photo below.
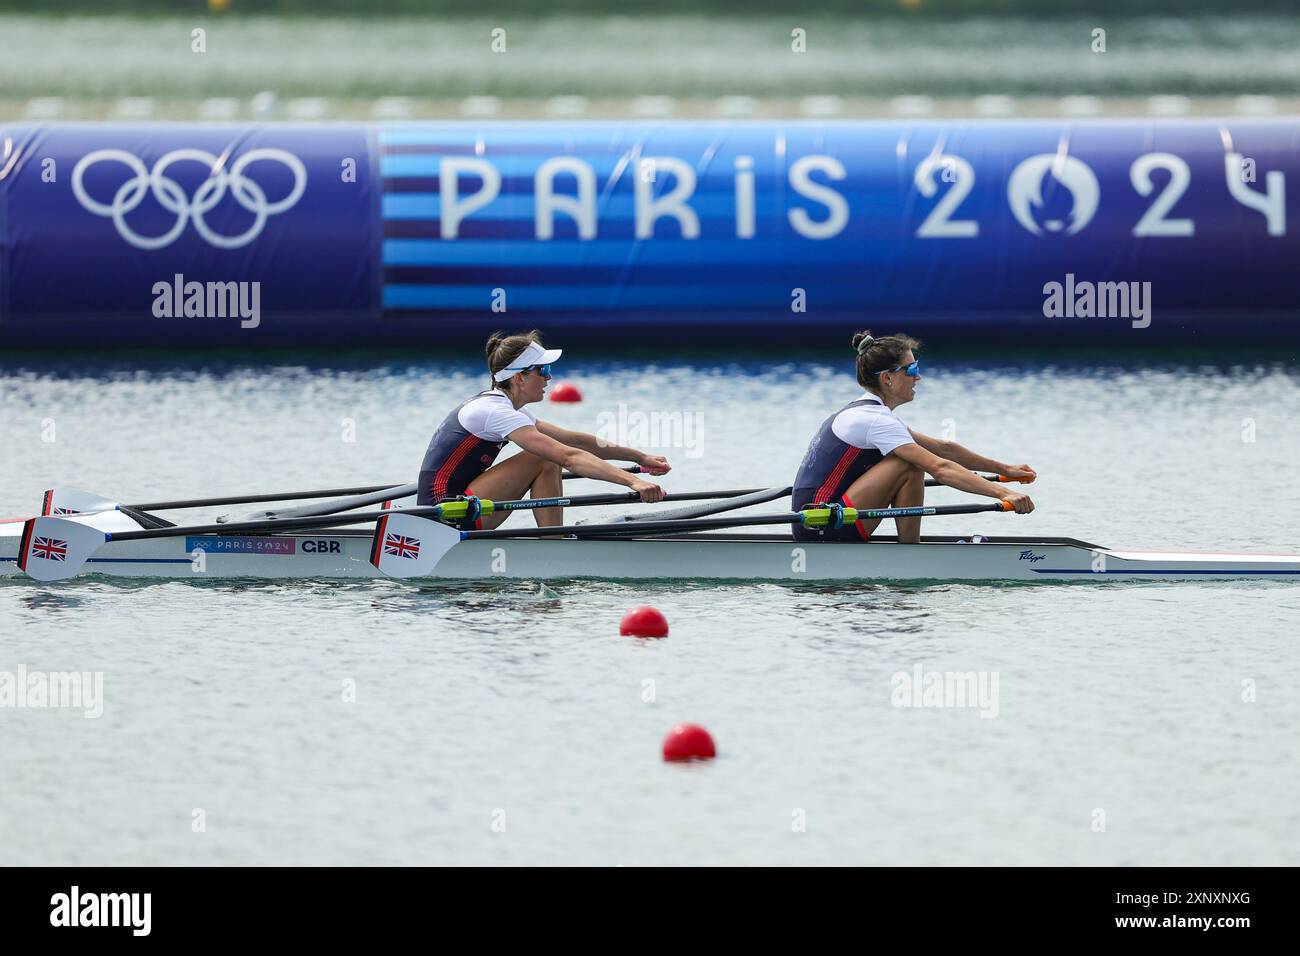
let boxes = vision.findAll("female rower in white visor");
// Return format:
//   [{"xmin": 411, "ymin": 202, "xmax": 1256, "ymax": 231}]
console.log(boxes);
[{"xmin": 416, "ymin": 330, "xmax": 671, "ymax": 531}]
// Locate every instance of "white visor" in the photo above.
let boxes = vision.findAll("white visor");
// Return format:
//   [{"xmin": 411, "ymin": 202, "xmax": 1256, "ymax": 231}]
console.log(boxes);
[{"xmin": 493, "ymin": 341, "xmax": 563, "ymax": 381}]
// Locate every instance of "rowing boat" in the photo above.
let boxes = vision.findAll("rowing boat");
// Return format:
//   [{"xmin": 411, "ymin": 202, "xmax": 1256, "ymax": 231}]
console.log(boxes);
[{"xmin": 3, "ymin": 509, "xmax": 1299, "ymax": 583}]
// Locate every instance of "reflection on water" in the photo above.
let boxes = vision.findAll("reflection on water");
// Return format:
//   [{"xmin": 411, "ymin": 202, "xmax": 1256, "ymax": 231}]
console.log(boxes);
[
  {"xmin": 15, "ymin": 591, "xmax": 90, "ymax": 613},
  {"xmin": 370, "ymin": 581, "xmax": 572, "ymax": 618}
]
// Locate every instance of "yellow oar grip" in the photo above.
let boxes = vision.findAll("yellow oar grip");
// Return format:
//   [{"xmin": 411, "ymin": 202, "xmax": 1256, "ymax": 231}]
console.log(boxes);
[
  {"xmin": 434, "ymin": 498, "xmax": 496, "ymax": 519},
  {"xmin": 799, "ymin": 506, "xmax": 859, "ymax": 528}
]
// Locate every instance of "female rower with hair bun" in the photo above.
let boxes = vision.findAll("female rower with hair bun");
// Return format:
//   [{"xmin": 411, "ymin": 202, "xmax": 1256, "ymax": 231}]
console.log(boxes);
[
  {"xmin": 791, "ymin": 330, "xmax": 1036, "ymax": 543},
  {"xmin": 416, "ymin": 330, "xmax": 671, "ymax": 531}
]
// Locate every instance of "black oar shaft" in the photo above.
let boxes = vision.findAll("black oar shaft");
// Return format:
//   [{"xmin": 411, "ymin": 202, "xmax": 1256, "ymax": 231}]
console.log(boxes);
[
  {"xmin": 127, "ymin": 466, "xmax": 636, "ymax": 511},
  {"xmin": 621, "ymin": 486, "xmax": 791, "ymax": 523},
  {"xmin": 132, "ymin": 485, "xmax": 400, "ymax": 510},
  {"xmin": 108, "ymin": 510, "xmax": 427, "ymax": 541}
]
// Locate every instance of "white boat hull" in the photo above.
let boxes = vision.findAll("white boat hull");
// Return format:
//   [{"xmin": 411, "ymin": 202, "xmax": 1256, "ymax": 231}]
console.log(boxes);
[{"xmin": 3, "ymin": 514, "xmax": 1299, "ymax": 583}]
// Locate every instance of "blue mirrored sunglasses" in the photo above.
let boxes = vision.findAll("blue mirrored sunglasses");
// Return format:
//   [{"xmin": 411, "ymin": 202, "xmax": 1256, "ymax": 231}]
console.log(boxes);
[
  {"xmin": 503, "ymin": 363, "xmax": 553, "ymax": 378},
  {"xmin": 875, "ymin": 360, "xmax": 921, "ymax": 378}
]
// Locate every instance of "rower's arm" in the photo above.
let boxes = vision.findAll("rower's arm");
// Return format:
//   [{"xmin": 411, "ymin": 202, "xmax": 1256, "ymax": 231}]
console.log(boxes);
[
  {"xmin": 892, "ymin": 442, "xmax": 1025, "ymax": 503},
  {"xmin": 908, "ymin": 429, "xmax": 1012, "ymax": 475},
  {"xmin": 535, "ymin": 420, "xmax": 672, "ymax": 474},
  {"xmin": 508, "ymin": 425, "xmax": 647, "ymax": 489},
  {"xmin": 536, "ymin": 420, "xmax": 627, "ymax": 459}
]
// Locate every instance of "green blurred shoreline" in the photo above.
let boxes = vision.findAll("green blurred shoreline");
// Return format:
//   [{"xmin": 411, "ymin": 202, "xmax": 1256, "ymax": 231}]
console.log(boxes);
[
  {"xmin": 0, "ymin": 0, "xmax": 1295, "ymax": 14},
  {"xmin": 2, "ymin": 11, "xmax": 1297, "ymax": 103}
]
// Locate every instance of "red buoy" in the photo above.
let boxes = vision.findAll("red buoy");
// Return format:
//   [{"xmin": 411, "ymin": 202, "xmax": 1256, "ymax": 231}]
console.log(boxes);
[
  {"xmin": 662, "ymin": 723, "xmax": 716, "ymax": 762},
  {"xmin": 620, "ymin": 605, "xmax": 668, "ymax": 638},
  {"xmin": 548, "ymin": 381, "xmax": 583, "ymax": 403}
]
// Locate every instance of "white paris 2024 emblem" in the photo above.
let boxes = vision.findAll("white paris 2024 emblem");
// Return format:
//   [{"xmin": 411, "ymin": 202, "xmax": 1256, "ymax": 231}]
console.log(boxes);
[
  {"xmin": 1006, "ymin": 153, "xmax": 1100, "ymax": 236},
  {"xmin": 71, "ymin": 147, "xmax": 307, "ymax": 250}
]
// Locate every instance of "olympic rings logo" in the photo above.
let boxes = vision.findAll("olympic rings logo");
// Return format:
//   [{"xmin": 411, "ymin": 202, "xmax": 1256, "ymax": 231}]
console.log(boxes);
[{"xmin": 71, "ymin": 147, "xmax": 307, "ymax": 250}]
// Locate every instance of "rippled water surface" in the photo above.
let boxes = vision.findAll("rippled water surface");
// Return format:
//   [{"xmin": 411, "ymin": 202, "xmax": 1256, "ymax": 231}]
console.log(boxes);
[{"xmin": 2, "ymin": 350, "xmax": 1299, "ymax": 865}]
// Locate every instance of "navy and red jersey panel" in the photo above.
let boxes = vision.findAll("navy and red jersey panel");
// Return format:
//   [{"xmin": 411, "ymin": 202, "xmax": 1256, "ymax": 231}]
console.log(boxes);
[{"xmin": 791, "ymin": 399, "xmax": 884, "ymax": 542}]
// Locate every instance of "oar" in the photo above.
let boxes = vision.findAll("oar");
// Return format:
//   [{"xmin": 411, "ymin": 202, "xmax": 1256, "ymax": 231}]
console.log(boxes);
[
  {"xmin": 924, "ymin": 473, "xmax": 1034, "ymax": 488},
  {"xmin": 40, "ymin": 484, "xmax": 405, "ymax": 517},
  {"xmin": 606, "ymin": 473, "xmax": 1031, "ymax": 524},
  {"xmin": 14, "ymin": 487, "xmax": 766, "ymax": 581},
  {"xmin": 611, "ymin": 473, "xmax": 1031, "ymax": 522},
  {"xmin": 40, "ymin": 467, "xmax": 644, "ymax": 521},
  {"xmin": 246, "ymin": 484, "xmax": 417, "ymax": 521},
  {"xmin": 614, "ymin": 486, "xmax": 791, "ymax": 522},
  {"xmin": 242, "ymin": 466, "xmax": 648, "ymax": 521},
  {"xmin": 367, "ymin": 501, "xmax": 1017, "ymax": 578}
]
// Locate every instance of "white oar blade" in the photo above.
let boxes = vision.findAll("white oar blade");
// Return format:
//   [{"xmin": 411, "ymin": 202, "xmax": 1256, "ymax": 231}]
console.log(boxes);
[
  {"xmin": 41, "ymin": 488, "xmax": 119, "ymax": 516},
  {"xmin": 369, "ymin": 513, "xmax": 462, "ymax": 579},
  {"xmin": 18, "ymin": 517, "xmax": 109, "ymax": 581}
]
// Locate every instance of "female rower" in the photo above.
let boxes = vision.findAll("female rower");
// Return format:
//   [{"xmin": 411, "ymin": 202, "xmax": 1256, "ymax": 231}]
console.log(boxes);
[
  {"xmin": 791, "ymin": 331, "xmax": 1035, "ymax": 543},
  {"xmin": 417, "ymin": 330, "xmax": 671, "ymax": 530}
]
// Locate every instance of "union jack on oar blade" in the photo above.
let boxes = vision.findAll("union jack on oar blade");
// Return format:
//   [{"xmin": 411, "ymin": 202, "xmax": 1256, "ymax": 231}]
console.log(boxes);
[
  {"xmin": 31, "ymin": 536, "xmax": 68, "ymax": 561},
  {"xmin": 383, "ymin": 533, "xmax": 421, "ymax": 559}
]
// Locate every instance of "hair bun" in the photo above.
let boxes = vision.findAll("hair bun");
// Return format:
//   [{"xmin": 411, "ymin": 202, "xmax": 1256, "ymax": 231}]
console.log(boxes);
[{"xmin": 854, "ymin": 332, "xmax": 875, "ymax": 355}]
